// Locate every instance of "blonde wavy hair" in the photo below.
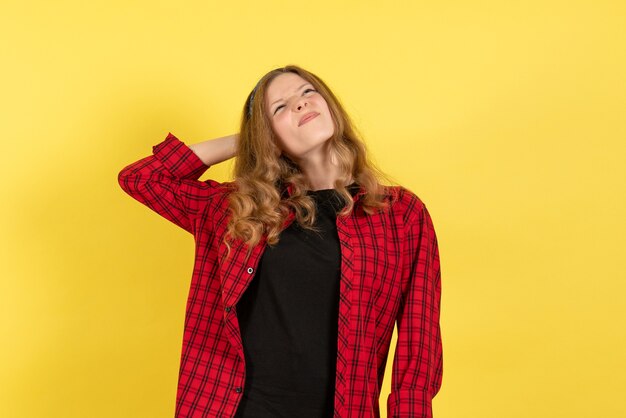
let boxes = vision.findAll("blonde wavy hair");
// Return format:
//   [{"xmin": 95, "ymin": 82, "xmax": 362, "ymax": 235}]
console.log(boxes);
[{"xmin": 223, "ymin": 65, "xmax": 399, "ymax": 258}]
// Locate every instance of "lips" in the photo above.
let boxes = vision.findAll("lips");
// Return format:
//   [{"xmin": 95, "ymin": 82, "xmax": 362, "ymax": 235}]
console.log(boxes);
[{"xmin": 298, "ymin": 112, "xmax": 320, "ymax": 126}]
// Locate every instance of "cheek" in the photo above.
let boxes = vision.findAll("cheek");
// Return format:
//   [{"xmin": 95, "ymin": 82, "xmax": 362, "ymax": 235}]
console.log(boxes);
[
  {"xmin": 270, "ymin": 120, "xmax": 293, "ymax": 147},
  {"xmin": 317, "ymin": 97, "xmax": 331, "ymax": 111},
  {"xmin": 274, "ymin": 115, "xmax": 294, "ymax": 136}
]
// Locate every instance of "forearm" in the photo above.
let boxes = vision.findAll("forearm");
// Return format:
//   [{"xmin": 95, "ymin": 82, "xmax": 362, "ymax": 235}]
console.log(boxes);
[{"xmin": 188, "ymin": 133, "xmax": 238, "ymax": 166}]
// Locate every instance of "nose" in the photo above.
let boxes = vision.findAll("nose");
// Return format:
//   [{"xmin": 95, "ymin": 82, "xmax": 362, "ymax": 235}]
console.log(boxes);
[{"xmin": 294, "ymin": 97, "xmax": 308, "ymax": 112}]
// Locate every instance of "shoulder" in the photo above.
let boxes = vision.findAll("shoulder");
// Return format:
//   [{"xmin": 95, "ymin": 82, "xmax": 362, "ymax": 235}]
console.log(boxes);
[
  {"xmin": 185, "ymin": 178, "xmax": 237, "ymax": 199},
  {"xmin": 382, "ymin": 184, "xmax": 427, "ymax": 224},
  {"xmin": 191, "ymin": 180, "xmax": 238, "ymax": 214},
  {"xmin": 201, "ymin": 179, "xmax": 237, "ymax": 193}
]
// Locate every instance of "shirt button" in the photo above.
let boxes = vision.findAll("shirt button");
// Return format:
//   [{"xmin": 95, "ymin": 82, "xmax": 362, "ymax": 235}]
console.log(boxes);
[
  {"xmin": 246, "ymin": 267, "xmax": 254, "ymax": 274},
  {"xmin": 235, "ymin": 386, "xmax": 242, "ymax": 393},
  {"xmin": 225, "ymin": 306, "xmax": 231, "ymax": 312}
]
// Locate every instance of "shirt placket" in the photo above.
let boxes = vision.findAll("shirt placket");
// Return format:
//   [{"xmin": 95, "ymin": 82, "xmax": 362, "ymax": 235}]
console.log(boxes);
[
  {"xmin": 219, "ymin": 238, "xmax": 268, "ymax": 405},
  {"xmin": 334, "ymin": 213, "xmax": 355, "ymax": 417}
]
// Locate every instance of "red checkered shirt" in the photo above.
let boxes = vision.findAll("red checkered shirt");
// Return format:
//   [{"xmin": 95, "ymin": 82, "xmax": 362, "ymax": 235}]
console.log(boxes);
[{"xmin": 118, "ymin": 132, "xmax": 443, "ymax": 418}]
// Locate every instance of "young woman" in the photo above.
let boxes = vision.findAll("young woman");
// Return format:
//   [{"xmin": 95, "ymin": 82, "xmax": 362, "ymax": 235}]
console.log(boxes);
[{"xmin": 118, "ymin": 65, "xmax": 443, "ymax": 418}]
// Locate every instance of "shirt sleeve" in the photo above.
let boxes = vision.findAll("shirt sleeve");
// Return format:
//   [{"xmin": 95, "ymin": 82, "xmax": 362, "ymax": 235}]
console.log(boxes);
[
  {"xmin": 387, "ymin": 202, "xmax": 443, "ymax": 418},
  {"xmin": 117, "ymin": 132, "xmax": 222, "ymax": 235}
]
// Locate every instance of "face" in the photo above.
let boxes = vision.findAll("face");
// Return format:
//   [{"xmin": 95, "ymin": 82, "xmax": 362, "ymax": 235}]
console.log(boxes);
[{"xmin": 264, "ymin": 72, "xmax": 335, "ymax": 161}]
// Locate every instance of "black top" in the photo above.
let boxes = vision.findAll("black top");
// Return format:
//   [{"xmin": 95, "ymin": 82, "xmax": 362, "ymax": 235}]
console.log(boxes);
[{"xmin": 233, "ymin": 185, "xmax": 356, "ymax": 418}]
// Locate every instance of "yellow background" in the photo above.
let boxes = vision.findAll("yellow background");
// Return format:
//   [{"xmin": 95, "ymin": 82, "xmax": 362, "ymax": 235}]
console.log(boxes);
[{"xmin": 1, "ymin": 1, "xmax": 625, "ymax": 417}]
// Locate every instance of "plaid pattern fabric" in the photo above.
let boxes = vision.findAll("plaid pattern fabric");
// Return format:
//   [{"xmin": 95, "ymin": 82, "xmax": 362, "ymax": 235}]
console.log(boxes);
[{"xmin": 118, "ymin": 132, "xmax": 443, "ymax": 418}]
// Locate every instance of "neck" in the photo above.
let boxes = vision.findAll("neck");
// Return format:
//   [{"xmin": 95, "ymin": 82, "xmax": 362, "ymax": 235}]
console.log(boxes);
[{"xmin": 289, "ymin": 141, "xmax": 343, "ymax": 190}]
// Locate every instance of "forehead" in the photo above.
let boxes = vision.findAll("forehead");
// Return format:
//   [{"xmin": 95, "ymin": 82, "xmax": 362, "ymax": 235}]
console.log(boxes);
[{"xmin": 264, "ymin": 72, "xmax": 310, "ymax": 105}]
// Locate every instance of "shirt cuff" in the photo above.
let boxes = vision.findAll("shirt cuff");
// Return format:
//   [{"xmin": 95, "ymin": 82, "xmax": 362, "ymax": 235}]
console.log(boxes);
[
  {"xmin": 152, "ymin": 132, "xmax": 210, "ymax": 179},
  {"xmin": 387, "ymin": 388, "xmax": 433, "ymax": 418}
]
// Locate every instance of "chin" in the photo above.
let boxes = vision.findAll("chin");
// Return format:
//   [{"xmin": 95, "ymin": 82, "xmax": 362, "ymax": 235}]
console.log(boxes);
[{"xmin": 311, "ymin": 127, "xmax": 335, "ymax": 142}]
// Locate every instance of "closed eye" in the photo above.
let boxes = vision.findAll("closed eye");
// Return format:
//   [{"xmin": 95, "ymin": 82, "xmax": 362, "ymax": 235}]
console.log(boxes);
[{"xmin": 274, "ymin": 88, "xmax": 317, "ymax": 114}]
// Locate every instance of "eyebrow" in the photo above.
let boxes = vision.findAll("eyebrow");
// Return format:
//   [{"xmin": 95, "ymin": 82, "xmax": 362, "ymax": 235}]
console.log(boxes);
[{"xmin": 270, "ymin": 83, "xmax": 312, "ymax": 107}]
